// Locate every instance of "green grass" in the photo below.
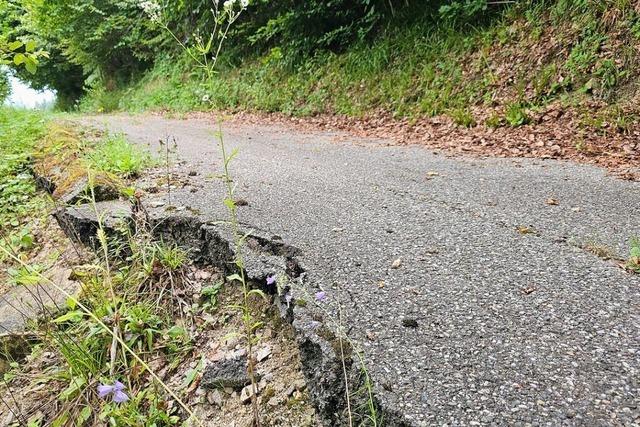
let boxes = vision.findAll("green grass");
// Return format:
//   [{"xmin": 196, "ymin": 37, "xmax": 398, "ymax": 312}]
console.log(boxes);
[
  {"xmin": 0, "ymin": 108, "xmax": 197, "ymax": 425},
  {"xmin": 0, "ymin": 108, "xmax": 49, "ymax": 229},
  {"xmin": 0, "ymin": 108, "xmax": 51, "ymax": 262},
  {"xmin": 85, "ymin": 134, "xmax": 153, "ymax": 177},
  {"xmin": 627, "ymin": 238, "xmax": 640, "ymax": 273},
  {"xmin": 92, "ymin": 1, "xmax": 640, "ymax": 133}
]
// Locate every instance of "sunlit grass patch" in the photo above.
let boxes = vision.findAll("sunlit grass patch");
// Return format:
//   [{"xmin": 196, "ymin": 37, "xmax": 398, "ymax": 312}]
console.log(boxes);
[{"xmin": 85, "ymin": 134, "xmax": 153, "ymax": 177}]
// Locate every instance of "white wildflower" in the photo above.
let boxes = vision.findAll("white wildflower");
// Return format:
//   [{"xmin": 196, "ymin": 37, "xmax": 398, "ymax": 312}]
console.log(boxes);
[{"xmin": 139, "ymin": 0, "xmax": 162, "ymax": 23}]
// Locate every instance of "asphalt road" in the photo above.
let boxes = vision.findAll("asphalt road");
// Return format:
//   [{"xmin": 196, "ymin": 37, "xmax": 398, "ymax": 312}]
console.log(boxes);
[{"xmin": 86, "ymin": 114, "xmax": 640, "ymax": 426}]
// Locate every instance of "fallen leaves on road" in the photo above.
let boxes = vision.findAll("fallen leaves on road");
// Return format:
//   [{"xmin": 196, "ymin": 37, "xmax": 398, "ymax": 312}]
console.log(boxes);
[{"xmin": 189, "ymin": 102, "xmax": 640, "ymax": 181}]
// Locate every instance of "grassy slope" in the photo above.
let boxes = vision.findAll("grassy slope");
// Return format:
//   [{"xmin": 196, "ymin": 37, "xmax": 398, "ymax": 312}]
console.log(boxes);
[
  {"xmin": 0, "ymin": 108, "xmax": 52, "ymax": 270},
  {"xmin": 99, "ymin": 1, "xmax": 640, "ymax": 133}
]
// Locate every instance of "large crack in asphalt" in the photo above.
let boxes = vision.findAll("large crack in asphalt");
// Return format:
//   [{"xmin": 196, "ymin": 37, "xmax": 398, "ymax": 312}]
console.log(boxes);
[
  {"xmin": 62, "ymin": 114, "xmax": 640, "ymax": 426},
  {"xmin": 52, "ymin": 193, "xmax": 392, "ymax": 426}
]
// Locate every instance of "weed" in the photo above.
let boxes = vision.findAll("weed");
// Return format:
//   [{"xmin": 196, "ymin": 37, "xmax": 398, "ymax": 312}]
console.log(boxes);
[
  {"xmin": 201, "ymin": 280, "xmax": 224, "ymax": 311},
  {"xmin": 0, "ymin": 116, "xmax": 202, "ymax": 424},
  {"xmin": 7, "ymin": 264, "xmax": 44, "ymax": 286},
  {"xmin": 533, "ymin": 63, "xmax": 562, "ymax": 101},
  {"xmin": 485, "ymin": 112, "xmax": 502, "ymax": 128},
  {"xmin": 85, "ymin": 134, "xmax": 152, "ymax": 177},
  {"xmin": 449, "ymin": 108, "xmax": 476, "ymax": 127},
  {"xmin": 504, "ymin": 102, "xmax": 530, "ymax": 126},
  {"xmin": 154, "ymin": 243, "xmax": 188, "ymax": 271},
  {"xmin": 0, "ymin": 108, "xmax": 49, "ymax": 231},
  {"xmin": 78, "ymin": 85, "xmax": 125, "ymax": 113},
  {"xmin": 626, "ymin": 238, "xmax": 640, "ymax": 273},
  {"xmin": 0, "ymin": 200, "xmax": 203, "ymax": 425},
  {"xmin": 216, "ymin": 126, "xmax": 264, "ymax": 426}
]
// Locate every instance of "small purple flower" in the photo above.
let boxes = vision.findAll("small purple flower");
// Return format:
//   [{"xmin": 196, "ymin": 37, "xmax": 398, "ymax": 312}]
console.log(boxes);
[
  {"xmin": 314, "ymin": 291, "xmax": 327, "ymax": 302},
  {"xmin": 98, "ymin": 380, "xmax": 129, "ymax": 403},
  {"xmin": 266, "ymin": 275, "xmax": 276, "ymax": 286},
  {"xmin": 285, "ymin": 292, "xmax": 293, "ymax": 306}
]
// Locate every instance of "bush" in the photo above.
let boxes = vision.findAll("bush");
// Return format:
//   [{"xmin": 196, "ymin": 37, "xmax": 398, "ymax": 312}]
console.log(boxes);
[{"xmin": 439, "ymin": 0, "xmax": 488, "ymax": 24}]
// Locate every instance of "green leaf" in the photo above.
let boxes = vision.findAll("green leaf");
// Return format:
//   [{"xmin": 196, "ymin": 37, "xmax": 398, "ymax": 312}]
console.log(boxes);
[
  {"xmin": 27, "ymin": 413, "xmax": 43, "ymax": 427},
  {"xmin": 8, "ymin": 40, "xmax": 22, "ymax": 51},
  {"xmin": 25, "ymin": 40, "xmax": 36, "ymax": 52},
  {"xmin": 66, "ymin": 297, "xmax": 77, "ymax": 310},
  {"xmin": 77, "ymin": 406, "xmax": 91, "ymax": 425},
  {"xmin": 182, "ymin": 358, "xmax": 203, "ymax": 388},
  {"xmin": 52, "ymin": 412, "xmax": 69, "ymax": 427},
  {"xmin": 248, "ymin": 289, "xmax": 267, "ymax": 300},
  {"xmin": 167, "ymin": 325, "xmax": 186, "ymax": 338},
  {"xmin": 25, "ymin": 58, "xmax": 37, "ymax": 74},
  {"xmin": 223, "ymin": 198, "xmax": 235, "ymax": 210},
  {"xmin": 53, "ymin": 310, "xmax": 84, "ymax": 323},
  {"xmin": 14, "ymin": 273, "xmax": 41, "ymax": 286},
  {"xmin": 226, "ymin": 273, "xmax": 242, "ymax": 283},
  {"xmin": 60, "ymin": 376, "xmax": 86, "ymax": 401},
  {"xmin": 13, "ymin": 53, "xmax": 26, "ymax": 65}
]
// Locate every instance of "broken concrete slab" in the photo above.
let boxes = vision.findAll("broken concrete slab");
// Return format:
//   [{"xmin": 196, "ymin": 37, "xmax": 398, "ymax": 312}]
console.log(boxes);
[
  {"xmin": 79, "ymin": 115, "xmax": 640, "ymax": 426},
  {"xmin": 0, "ymin": 266, "xmax": 79, "ymax": 336},
  {"xmin": 53, "ymin": 200, "xmax": 133, "ymax": 249},
  {"xmin": 201, "ymin": 357, "xmax": 252, "ymax": 390},
  {"xmin": 58, "ymin": 176, "xmax": 121, "ymax": 206},
  {"xmin": 0, "ymin": 266, "xmax": 81, "ymax": 367}
]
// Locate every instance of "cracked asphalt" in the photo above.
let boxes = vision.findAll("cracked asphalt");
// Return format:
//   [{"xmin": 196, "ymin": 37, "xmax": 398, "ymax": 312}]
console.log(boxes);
[{"xmin": 84, "ymin": 114, "xmax": 639, "ymax": 426}]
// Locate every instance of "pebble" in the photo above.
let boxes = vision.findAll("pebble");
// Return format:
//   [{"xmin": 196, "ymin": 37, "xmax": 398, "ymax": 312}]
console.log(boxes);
[
  {"xmin": 240, "ymin": 384, "xmax": 256, "ymax": 404},
  {"xmin": 256, "ymin": 345, "xmax": 272, "ymax": 362},
  {"xmin": 391, "ymin": 258, "xmax": 403, "ymax": 269},
  {"xmin": 207, "ymin": 390, "xmax": 223, "ymax": 407}
]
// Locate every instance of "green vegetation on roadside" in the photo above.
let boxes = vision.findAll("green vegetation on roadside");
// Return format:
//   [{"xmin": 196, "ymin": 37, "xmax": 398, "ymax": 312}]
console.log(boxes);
[
  {"xmin": 0, "ymin": 107, "xmax": 197, "ymax": 425},
  {"xmin": 117, "ymin": 0, "xmax": 640, "ymax": 129},
  {"xmin": 4, "ymin": 1, "xmax": 639, "ymax": 133},
  {"xmin": 85, "ymin": 134, "xmax": 152, "ymax": 177},
  {"xmin": 0, "ymin": 108, "xmax": 50, "ymax": 258}
]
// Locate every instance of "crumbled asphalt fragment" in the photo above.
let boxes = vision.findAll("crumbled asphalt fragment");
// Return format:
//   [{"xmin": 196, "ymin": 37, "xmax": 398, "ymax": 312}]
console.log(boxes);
[
  {"xmin": 200, "ymin": 357, "xmax": 252, "ymax": 390},
  {"xmin": 402, "ymin": 318, "xmax": 418, "ymax": 328}
]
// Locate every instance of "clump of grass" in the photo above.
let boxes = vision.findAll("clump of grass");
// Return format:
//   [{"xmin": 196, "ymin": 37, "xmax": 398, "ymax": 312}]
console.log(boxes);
[
  {"xmin": 0, "ymin": 108, "xmax": 49, "ymax": 231},
  {"xmin": 0, "ymin": 202, "xmax": 201, "ymax": 425},
  {"xmin": 626, "ymin": 238, "xmax": 640, "ymax": 273},
  {"xmin": 85, "ymin": 134, "xmax": 152, "ymax": 177},
  {"xmin": 504, "ymin": 102, "xmax": 530, "ymax": 127},
  {"xmin": 0, "ymin": 111, "xmax": 199, "ymax": 424},
  {"xmin": 449, "ymin": 108, "xmax": 476, "ymax": 127}
]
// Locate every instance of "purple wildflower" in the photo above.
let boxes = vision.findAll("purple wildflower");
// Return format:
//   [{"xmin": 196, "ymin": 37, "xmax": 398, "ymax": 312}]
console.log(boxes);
[
  {"xmin": 285, "ymin": 292, "xmax": 293, "ymax": 306},
  {"xmin": 266, "ymin": 275, "xmax": 276, "ymax": 286},
  {"xmin": 98, "ymin": 380, "xmax": 129, "ymax": 403},
  {"xmin": 314, "ymin": 291, "xmax": 327, "ymax": 302}
]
